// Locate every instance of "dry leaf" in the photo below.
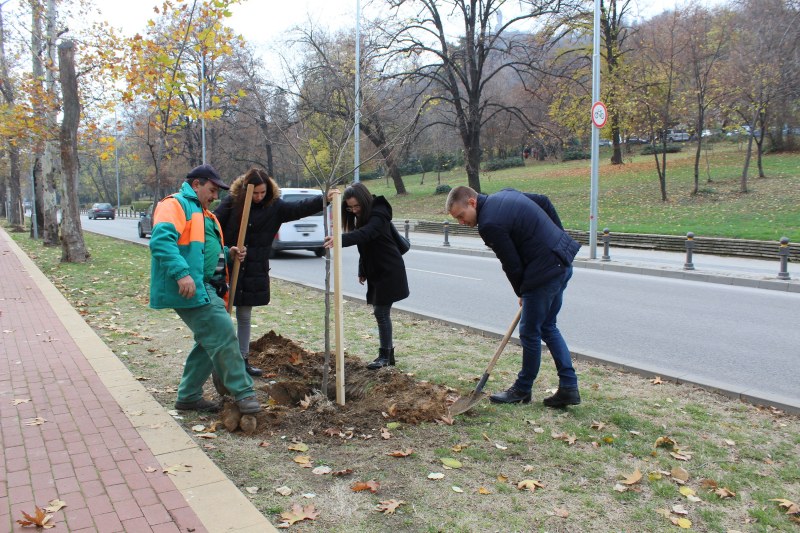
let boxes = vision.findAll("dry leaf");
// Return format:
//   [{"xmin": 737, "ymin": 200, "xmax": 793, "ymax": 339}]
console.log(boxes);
[
  {"xmin": 12, "ymin": 398, "xmax": 31, "ymax": 405},
  {"xmin": 312, "ymin": 466, "xmax": 332, "ymax": 475},
  {"xmin": 651, "ymin": 376, "xmax": 663, "ymax": 384},
  {"xmin": 351, "ymin": 480, "xmax": 380, "ymax": 493},
  {"xmin": 654, "ymin": 436, "xmax": 677, "ymax": 450},
  {"xmin": 258, "ymin": 441, "xmax": 271, "ymax": 447},
  {"xmin": 331, "ymin": 469, "xmax": 354, "ymax": 476},
  {"xmin": 497, "ymin": 474, "xmax": 509, "ymax": 483},
  {"xmin": 452, "ymin": 486, "xmax": 464, "ymax": 493},
  {"xmin": 590, "ymin": 420, "xmax": 606, "ymax": 430},
  {"xmin": 162, "ymin": 464, "xmax": 192, "ymax": 475},
  {"xmin": 700, "ymin": 478, "xmax": 718, "ymax": 489},
  {"xmin": 670, "ymin": 517, "xmax": 692, "ymax": 529},
  {"xmin": 614, "ymin": 483, "xmax": 628, "ymax": 493},
  {"xmin": 517, "ymin": 479, "xmax": 545, "ymax": 491},
  {"xmin": 144, "ymin": 466, "xmax": 158, "ymax": 473},
  {"xmin": 381, "ymin": 428, "xmax": 391, "ymax": 440},
  {"xmin": 679, "ymin": 486, "xmax": 697, "ymax": 499},
  {"xmin": 245, "ymin": 487, "xmax": 259, "ymax": 494},
  {"xmin": 671, "ymin": 467, "xmax": 690, "ymax": 482},
  {"xmin": 43, "ymin": 500, "xmax": 66, "ymax": 513},
  {"xmin": 672, "ymin": 504, "xmax": 689, "ymax": 515},
  {"xmin": 375, "ymin": 499, "xmax": 405, "ymax": 515},
  {"xmin": 723, "ymin": 438, "xmax": 736, "ymax": 446},
  {"xmin": 523, "ymin": 465, "xmax": 535, "ymax": 473},
  {"xmin": 191, "ymin": 425, "xmax": 205, "ymax": 432},
  {"xmin": 278, "ymin": 503, "xmax": 319, "ymax": 527},
  {"xmin": 293, "ymin": 455, "xmax": 311, "ymax": 465},
  {"xmin": 275, "ymin": 486, "xmax": 292, "ymax": 496},
  {"xmin": 288, "ymin": 443, "xmax": 309, "ymax": 453},
  {"xmin": 622, "ymin": 469, "xmax": 642, "ymax": 485},
  {"xmin": 386, "ymin": 449, "xmax": 413, "ymax": 458},
  {"xmin": 441, "ymin": 458, "xmax": 462, "ymax": 469},
  {"xmin": 24, "ymin": 417, "xmax": 46, "ymax": 426},
  {"xmin": 550, "ymin": 507, "xmax": 569, "ymax": 518},
  {"xmin": 16, "ymin": 506, "xmax": 55, "ymax": 529},
  {"xmin": 770, "ymin": 498, "xmax": 800, "ymax": 514},
  {"xmin": 551, "ymin": 432, "xmax": 577, "ymax": 445},
  {"xmin": 299, "ymin": 395, "xmax": 311, "ymax": 410},
  {"xmin": 494, "ymin": 442, "xmax": 508, "ymax": 450},
  {"xmin": 436, "ymin": 415, "xmax": 455, "ymax": 426},
  {"xmin": 289, "ymin": 352, "xmax": 303, "ymax": 365},
  {"xmin": 428, "ymin": 472, "xmax": 445, "ymax": 480},
  {"xmin": 478, "ymin": 487, "xmax": 491, "ymax": 495},
  {"xmin": 714, "ymin": 487, "xmax": 736, "ymax": 499},
  {"xmin": 670, "ymin": 451, "xmax": 692, "ymax": 461},
  {"xmin": 451, "ymin": 444, "xmax": 467, "ymax": 452}
]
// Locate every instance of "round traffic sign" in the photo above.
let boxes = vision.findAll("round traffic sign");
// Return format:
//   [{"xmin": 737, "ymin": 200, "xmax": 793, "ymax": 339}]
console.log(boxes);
[{"xmin": 591, "ymin": 101, "xmax": 607, "ymax": 128}]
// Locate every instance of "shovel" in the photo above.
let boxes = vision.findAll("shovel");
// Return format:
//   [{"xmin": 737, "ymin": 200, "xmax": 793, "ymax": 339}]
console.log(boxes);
[
  {"xmin": 227, "ymin": 184, "xmax": 254, "ymax": 315},
  {"xmin": 449, "ymin": 307, "xmax": 523, "ymax": 416}
]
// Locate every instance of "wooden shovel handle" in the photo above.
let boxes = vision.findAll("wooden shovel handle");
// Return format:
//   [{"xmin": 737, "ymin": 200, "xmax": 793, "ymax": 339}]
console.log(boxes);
[
  {"xmin": 227, "ymin": 184, "xmax": 254, "ymax": 315},
  {"xmin": 483, "ymin": 306, "xmax": 523, "ymax": 376}
]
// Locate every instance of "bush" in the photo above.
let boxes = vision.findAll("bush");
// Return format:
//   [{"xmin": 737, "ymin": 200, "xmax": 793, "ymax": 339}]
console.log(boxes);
[
  {"xmin": 482, "ymin": 157, "xmax": 525, "ymax": 171},
  {"xmin": 563, "ymin": 149, "xmax": 590, "ymax": 161},
  {"xmin": 641, "ymin": 143, "xmax": 683, "ymax": 155},
  {"xmin": 434, "ymin": 184, "xmax": 452, "ymax": 195}
]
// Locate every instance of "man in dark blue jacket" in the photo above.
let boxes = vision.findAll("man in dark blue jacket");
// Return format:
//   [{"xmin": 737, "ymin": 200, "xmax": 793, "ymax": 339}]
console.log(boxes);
[{"xmin": 446, "ymin": 186, "xmax": 582, "ymax": 407}]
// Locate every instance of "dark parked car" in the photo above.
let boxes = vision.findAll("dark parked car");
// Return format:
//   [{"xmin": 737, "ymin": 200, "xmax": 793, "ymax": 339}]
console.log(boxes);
[
  {"xmin": 138, "ymin": 204, "xmax": 154, "ymax": 238},
  {"xmin": 88, "ymin": 202, "xmax": 115, "ymax": 220}
]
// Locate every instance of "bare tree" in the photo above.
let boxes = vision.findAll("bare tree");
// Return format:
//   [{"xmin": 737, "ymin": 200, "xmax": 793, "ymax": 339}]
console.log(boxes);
[{"xmin": 381, "ymin": 0, "xmax": 576, "ymax": 193}]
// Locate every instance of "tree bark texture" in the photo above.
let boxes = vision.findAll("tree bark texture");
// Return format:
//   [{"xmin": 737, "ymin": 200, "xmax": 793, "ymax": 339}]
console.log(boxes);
[
  {"xmin": 58, "ymin": 40, "xmax": 88, "ymax": 263},
  {"xmin": 0, "ymin": 4, "xmax": 24, "ymax": 229}
]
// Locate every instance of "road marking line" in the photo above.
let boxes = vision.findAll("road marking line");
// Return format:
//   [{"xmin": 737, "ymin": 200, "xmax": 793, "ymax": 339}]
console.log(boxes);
[{"xmin": 407, "ymin": 268, "xmax": 481, "ymax": 281}]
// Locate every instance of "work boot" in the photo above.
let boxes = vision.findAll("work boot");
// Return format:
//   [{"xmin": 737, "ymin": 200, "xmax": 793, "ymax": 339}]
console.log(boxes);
[
  {"xmin": 542, "ymin": 387, "xmax": 581, "ymax": 408},
  {"xmin": 236, "ymin": 395, "xmax": 261, "ymax": 414},
  {"xmin": 174, "ymin": 398, "xmax": 220, "ymax": 412},
  {"xmin": 367, "ymin": 347, "xmax": 393, "ymax": 370},
  {"xmin": 489, "ymin": 386, "xmax": 532, "ymax": 404},
  {"xmin": 244, "ymin": 356, "xmax": 263, "ymax": 377}
]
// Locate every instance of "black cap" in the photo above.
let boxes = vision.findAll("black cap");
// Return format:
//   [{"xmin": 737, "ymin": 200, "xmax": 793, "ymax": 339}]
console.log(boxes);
[{"xmin": 186, "ymin": 164, "xmax": 229, "ymax": 190}]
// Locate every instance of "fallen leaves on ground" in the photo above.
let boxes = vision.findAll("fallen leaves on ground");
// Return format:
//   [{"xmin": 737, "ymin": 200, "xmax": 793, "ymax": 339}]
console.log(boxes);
[
  {"xmin": 312, "ymin": 466, "xmax": 331, "ymax": 475},
  {"xmin": 770, "ymin": 498, "xmax": 800, "ymax": 515},
  {"xmin": 551, "ymin": 431, "xmax": 577, "ymax": 445},
  {"xmin": 43, "ymin": 500, "xmax": 66, "ymax": 513},
  {"xmin": 478, "ymin": 487, "xmax": 491, "ymax": 495},
  {"xmin": 441, "ymin": 457, "xmax": 462, "ymax": 469},
  {"xmin": 163, "ymin": 464, "xmax": 192, "ymax": 475},
  {"xmin": 386, "ymin": 449, "xmax": 413, "ymax": 457},
  {"xmin": 651, "ymin": 376, "xmax": 663, "ymax": 384},
  {"xmin": 288, "ymin": 442, "xmax": 309, "ymax": 452},
  {"xmin": 24, "ymin": 417, "xmax": 46, "ymax": 426},
  {"xmin": 517, "ymin": 479, "xmax": 545, "ymax": 491},
  {"xmin": 351, "ymin": 480, "xmax": 380, "ymax": 493},
  {"xmin": 714, "ymin": 487, "xmax": 736, "ymax": 499},
  {"xmin": 375, "ymin": 499, "xmax": 405, "ymax": 515},
  {"xmin": 245, "ymin": 487, "xmax": 259, "ymax": 494},
  {"xmin": 277, "ymin": 503, "xmax": 319, "ymax": 528},
  {"xmin": 331, "ymin": 469, "xmax": 353, "ymax": 476},
  {"xmin": 549, "ymin": 507, "xmax": 569, "ymax": 518},
  {"xmin": 16, "ymin": 507, "xmax": 55, "ymax": 529},
  {"xmin": 12, "ymin": 398, "xmax": 30, "ymax": 405},
  {"xmin": 293, "ymin": 455, "xmax": 311, "ymax": 465},
  {"xmin": 622, "ymin": 469, "xmax": 642, "ymax": 485},
  {"xmin": 428, "ymin": 472, "xmax": 445, "ymax": 480},
  {"xmin": 671, "ymin": 466, "xmax": 690, "ymax": 483},
  {"xmin": 275, "ymin": 486, "xmax": 292, "ymax": 496}
]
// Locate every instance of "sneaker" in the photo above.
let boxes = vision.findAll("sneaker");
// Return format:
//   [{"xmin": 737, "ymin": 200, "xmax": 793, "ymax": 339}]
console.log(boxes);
[
  {"xmin": 542, "ymin": 387, "xmax": 581, "ymax": 408},
  {"xmin": 236, "ymin": 395, "xmax": 261, "ymax": 414},
  {"xmin": 489, "ymin": 386, "xmax": 532, "ymax": 404},
  {"xmin": 174, "ymin": 398, "xmax": 220, "ymax": 412}
]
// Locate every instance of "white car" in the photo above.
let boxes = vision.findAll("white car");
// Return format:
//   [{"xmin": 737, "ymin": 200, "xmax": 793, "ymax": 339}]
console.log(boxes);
[{"xmin": 271, "ymin": 188, "xmax": 326, "ymax": 258}]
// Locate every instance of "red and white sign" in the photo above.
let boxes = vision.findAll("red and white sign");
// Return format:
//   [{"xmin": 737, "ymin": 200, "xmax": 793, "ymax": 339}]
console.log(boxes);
[{"xmin": 591, "ymin": 101, "xmax": 608, "ymax": 128}]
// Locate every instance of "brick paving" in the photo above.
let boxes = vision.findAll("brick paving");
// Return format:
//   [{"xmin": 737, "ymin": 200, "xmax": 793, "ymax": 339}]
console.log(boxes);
[{"xmin": 0, "ymin": 230, "xmax": 207, "ymax": 532}]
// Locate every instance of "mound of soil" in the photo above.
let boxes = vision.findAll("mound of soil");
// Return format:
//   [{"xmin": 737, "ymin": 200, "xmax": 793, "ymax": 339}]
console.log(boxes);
[{"xmin": 222, "ymin": 331, "xmax": 454, "ymax": 441}]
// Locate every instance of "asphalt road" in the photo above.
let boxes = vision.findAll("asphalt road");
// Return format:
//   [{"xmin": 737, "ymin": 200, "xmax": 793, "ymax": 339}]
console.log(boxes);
[{"xmin": 82, "ymin": 216, "xmax": 800, "ymax": 407}]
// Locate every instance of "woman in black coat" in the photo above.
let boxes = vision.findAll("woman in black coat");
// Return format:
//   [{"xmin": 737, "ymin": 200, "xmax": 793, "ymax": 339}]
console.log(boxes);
[
  {"xmin": 214, "ymin": 168, "xmax": 323, "ymax": 376},
  {"xmin": 324, "ymin": 182, "xmax": 409, "ymax": 369}
]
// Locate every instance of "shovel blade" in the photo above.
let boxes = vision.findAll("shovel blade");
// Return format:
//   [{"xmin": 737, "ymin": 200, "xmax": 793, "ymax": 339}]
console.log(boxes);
[{"xmin": 449, "ymin": 390, "xmax": 486, "ymax": 416}]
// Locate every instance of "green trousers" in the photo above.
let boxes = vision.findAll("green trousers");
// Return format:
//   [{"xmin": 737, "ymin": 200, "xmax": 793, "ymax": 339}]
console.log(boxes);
[{"xmin": 175, "ymin": 284, "xmax": 254, "ymax": 402}]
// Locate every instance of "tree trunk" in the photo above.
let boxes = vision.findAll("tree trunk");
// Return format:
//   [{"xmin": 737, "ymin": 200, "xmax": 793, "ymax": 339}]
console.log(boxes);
[
  {"xmin": 58, "ymin": 41, "xmax": 88, "ymax": 263},
  {"xmin": 43, "ymin": 0, "xmax": 61, "ymax": 245},
  {"xmin": 740, "ymin": 136, "xmax": 753, "ymax": 193},
  {"xmin": 464, "ymin": 136, "xmax": 482, "ymax": 193},
  {"xmin": 610, "ymin": 118, "xmax": 623, "ymax": 165}
]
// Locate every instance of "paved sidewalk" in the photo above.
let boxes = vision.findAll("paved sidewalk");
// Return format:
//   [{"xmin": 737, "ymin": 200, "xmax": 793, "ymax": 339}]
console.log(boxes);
[{"xmin": 0, "ymin": 228, "xmax": 276, "ymax": 532}]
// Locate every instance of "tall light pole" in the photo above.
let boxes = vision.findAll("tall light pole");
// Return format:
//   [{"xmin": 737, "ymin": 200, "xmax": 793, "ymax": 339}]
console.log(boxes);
[
  {"xmin": 114, "ymin": 109, "xmax": 120, "ymax": 211},
  {"xmin": 589, "ymin": 0, "xmax": 602, "ymax": 259},
  {"xmin": 353, "ymin": 0, "xmax": 361, "ymax": 183}
]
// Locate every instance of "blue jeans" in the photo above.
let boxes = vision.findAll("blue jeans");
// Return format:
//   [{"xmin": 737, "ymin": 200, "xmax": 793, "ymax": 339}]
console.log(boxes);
[{"xmin": 514, "ymin": 266, "xmax": 577, "ymax": 392}]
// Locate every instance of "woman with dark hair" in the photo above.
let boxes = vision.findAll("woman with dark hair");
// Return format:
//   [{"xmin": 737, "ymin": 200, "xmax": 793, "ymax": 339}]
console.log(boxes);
[
  {"xmin": 324, "ymin": 182, "xmax": 409, "ymax": 369},
  {"xmin": 214, "ymin": 168, "xmax": 324, "ymax": 376}
]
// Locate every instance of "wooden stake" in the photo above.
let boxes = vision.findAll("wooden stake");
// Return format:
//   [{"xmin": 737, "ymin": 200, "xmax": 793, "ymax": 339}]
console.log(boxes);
[
  {"xmin": 331, "ymin": 190, "xmax": 346, "ymax": 405},
  {"xmin": 227, "ymin": 184, "xmax": 254, "ymax": 315}
]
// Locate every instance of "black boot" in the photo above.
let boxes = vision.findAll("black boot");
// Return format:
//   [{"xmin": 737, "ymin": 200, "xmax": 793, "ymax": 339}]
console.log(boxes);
[
  {"xmin": 542, "ymin": 387, "xmax": 581, "ymax": 408},
  {"xmin": 244, "ymin": 356, "xmax": 263, "ymax": 377},
  {"xmin": 367, "ymin": 347, "xmax": 393, "ymax": 370}
]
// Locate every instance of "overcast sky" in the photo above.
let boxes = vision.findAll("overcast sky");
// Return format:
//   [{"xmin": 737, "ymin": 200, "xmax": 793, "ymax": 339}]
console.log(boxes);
[{"xmin": 90, "ymin": 0, "xmax": 728, "ymax": 47}]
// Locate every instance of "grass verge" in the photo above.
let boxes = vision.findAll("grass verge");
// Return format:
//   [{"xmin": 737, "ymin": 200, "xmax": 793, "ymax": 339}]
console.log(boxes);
[
  {"xmin": 372, "ymin": 143, "xmax": 800, "ymax": 242},
  {"xmin": 10, "ymin": 229, "xmax": 800, "ymax": 532}
]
